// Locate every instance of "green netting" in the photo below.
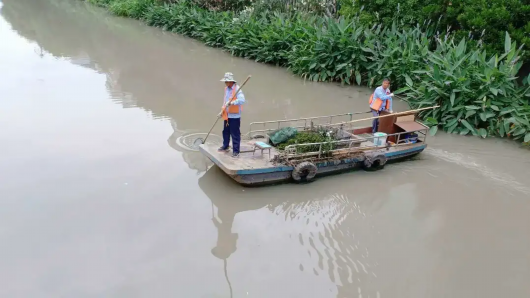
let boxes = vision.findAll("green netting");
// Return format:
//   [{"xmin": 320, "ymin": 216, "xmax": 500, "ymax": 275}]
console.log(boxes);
[{"xmin": 268, "ymin": 127, "xmax": 298, "ymax": 145}]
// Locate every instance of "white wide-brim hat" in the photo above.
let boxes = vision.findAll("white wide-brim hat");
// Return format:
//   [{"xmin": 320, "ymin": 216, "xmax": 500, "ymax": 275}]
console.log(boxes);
[{"xmin": 220, "ymin": 72, "xmax": 236, "ymax": 82}]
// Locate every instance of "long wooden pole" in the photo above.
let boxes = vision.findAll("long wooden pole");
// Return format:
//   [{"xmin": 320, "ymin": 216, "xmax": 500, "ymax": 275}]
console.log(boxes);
[
  {"xmin": 202, "ymin": 75, "xmax": 252, "ymax": 145},
  {"xmin": 330, "ymin": 105, "xmax": 440, "ymax": 127}
]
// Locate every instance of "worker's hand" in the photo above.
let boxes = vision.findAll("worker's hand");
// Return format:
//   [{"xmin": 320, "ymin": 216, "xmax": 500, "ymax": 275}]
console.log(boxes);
[
  {"xmin": 226, "ymin": 101, "xmax": 232, "ymax": 106},
  {"xmin": 390, "ymin": 93, "xmax": 395, "ymax": 97},
  {"xmin": 217, "ymin": 111, "xmax": 222, "ymax": 118}
]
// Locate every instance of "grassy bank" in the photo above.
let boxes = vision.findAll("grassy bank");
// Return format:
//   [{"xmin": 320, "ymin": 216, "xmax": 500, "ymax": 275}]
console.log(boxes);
[{"xmin": 86, "ymin": 0, "xmax": 530, "ymax": 145}]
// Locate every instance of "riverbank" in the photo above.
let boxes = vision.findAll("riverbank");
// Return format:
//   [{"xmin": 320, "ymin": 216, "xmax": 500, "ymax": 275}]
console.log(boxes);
[{"xmin": 86, "ymin": 0, "xmax": 530, "ymax": 145}]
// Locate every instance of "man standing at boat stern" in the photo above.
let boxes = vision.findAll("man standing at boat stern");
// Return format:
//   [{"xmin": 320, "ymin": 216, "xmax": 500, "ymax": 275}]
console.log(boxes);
[
  {"xmin": 369, "ymin": 78, "xmax": 394, "ymax": 133},
  {"xmin": 218, "ymin": 72, "xmax": 246, "ymax": 158}
]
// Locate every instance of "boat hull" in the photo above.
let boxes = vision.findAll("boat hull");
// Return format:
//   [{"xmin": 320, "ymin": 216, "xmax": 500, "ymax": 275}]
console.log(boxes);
[{"xmin": 200, "ymin": 142, "xmax": 426, "ymax": 187}]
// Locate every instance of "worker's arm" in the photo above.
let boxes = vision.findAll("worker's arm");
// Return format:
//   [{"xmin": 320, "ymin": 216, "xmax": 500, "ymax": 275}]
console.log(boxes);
[
  {"xmin": 230, "ymin": 90, "xmax": 246, "ymax": 106},
  {"xmin": 374, "ymin": 87, "xmax": 392, "ymax": 100},
  {"xmin": 387, "ymin": 90, "xmax": 393, "ymax": 111}
]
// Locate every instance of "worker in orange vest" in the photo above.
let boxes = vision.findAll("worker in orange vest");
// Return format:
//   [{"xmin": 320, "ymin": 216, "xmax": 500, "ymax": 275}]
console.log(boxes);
[
  {"xmin": 369, "ymin": 78, "xmax": 394, "ymax": 133},
  {"xmin": 217, "ymin": 72, "xmax": 246, "ymax": 158}
]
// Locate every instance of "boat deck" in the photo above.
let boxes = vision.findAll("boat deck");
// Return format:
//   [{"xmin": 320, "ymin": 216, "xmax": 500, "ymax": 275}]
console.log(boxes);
[
  {"xmin": 199, "ymin": 138, "xmax": 280, "ymax": 175},
  {"xmin": 199, "ymin": 134, "xmax": 382, "ymax": 175}
]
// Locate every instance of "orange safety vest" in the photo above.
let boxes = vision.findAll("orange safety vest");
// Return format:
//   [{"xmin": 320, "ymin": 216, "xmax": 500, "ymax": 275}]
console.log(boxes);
[
  {"xmin": 222, "ymin": 86, "xmax": 242, "ymax": 121},
  {"xmin": 369, "ymin": 89, "xmax": 391, "ymax": 111}
]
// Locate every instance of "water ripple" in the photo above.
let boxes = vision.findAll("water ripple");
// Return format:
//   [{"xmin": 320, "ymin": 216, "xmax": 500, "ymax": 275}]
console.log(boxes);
[
  {"xmin": 273, "ymin": 193, "xmax": 381, "ymax": 296},
  {"xmin": 426, "ymin": 147, "xmax": 530, "ymax": 196}
]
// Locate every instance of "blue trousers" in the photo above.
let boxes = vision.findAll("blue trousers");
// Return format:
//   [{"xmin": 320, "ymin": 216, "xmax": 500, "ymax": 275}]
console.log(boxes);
[
  {"xmin": 222, "ymin": 118, "xmax": 241, "ymax": 153},
  {"xmin": 371, "ymin": 109, "xmax": 380, "ymax": 133}
]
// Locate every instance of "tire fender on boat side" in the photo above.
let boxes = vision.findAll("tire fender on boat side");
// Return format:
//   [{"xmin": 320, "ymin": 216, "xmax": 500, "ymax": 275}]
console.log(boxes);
[
  {"xmin": 363, "ymin": 153, "xmax": 388, "ymax": 171},
  {"xmin": 292, "ymin": 161, "xmax": 318, "ymax": 182}
]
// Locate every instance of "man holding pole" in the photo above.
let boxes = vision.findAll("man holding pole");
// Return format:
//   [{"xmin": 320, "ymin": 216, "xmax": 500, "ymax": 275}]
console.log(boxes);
[
  {"xmin": 369, "ymin": 78, "xmax": 394, "ymax": 133},
  {"xmin": 218, "ymin": 72, "xmax": 246, "ymax": 158}
]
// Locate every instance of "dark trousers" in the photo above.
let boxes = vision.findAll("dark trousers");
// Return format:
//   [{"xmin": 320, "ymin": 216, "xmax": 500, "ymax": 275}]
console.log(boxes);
[
  {"xmin": 222, "ymin": 118, "xmax": 241, "ymax": 153},
  {"xmin": 371, "ymin": 109, "xmax": 380, "ymax": 133}
]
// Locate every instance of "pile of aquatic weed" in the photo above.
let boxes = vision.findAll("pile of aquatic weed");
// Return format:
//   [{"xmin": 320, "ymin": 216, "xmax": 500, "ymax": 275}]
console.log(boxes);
[
  {"xmin": 87, "ymin": 0, "xmax": 530, "ymax": 143},
  {"xmin": 277, "ymin": 130, "xmax": 335, "ymax": 153}
]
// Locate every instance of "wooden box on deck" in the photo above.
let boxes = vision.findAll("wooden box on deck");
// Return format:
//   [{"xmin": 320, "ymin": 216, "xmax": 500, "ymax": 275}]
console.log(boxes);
[{"xmin": 378, "ymin": 111, "xmax": 420, "ymax": 143}]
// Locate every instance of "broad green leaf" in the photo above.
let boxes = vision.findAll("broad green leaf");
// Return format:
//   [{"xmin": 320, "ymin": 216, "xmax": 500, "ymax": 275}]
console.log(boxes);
[
  {"xmin": 461, "ymin": 119, "xmax": 476, "ymax": 133},
  {"xmin": 504, "ymin": 119, "xmax": 512, "ymax": 134},
  {"xmin": 466, "ymin": 110, "xmax": 476, "ymax": 118},
  {"xmin": 456, "ymin": 38, "xmax": 466, "ymax": 57},
  {"xmin": 429, "ymin": 125, "xmax": 438, "ymax": 136},
  {"xmin": 513, "ymin": 128, "xmax": 526, "ymax": 136},
  {"xmin": 489, "ymin": 87, "xmax": 498, "ymax": 96},
  {"xmin": 500, "ymin": 109, "xmax": 515, "ymax": 116},
  {"xmin": 490, "ymin": 105, "xmax": 500, "ymax": 111},
  {"xmin": 447, "ymin": 122, "xmax": 459, "ymax": 133},
  {"xmin": 450, "ymin": 92, "xmax": 455, "ymax": 106},
  {"xmin": 394, "ymin": 87, "xmax": 410, "ymax": 94},
  {"xmin": 444, "ymin": 118, "xmax": 458, "ymax": 128},
  {"xmin": 361, "ymin": 47, "xmax": 375, "ymax": 53},
  {"xmin": 426, "ymin": 117, "xmax": 438, "ymax": 125},
  {"xmin": 335, "ymin": 63, "xmax": 347, "ymax": 70},
  {"xmin": 478, "ymin": 128, "xmax": 487, "ymax": 138},
  {"xmin": 465, "ymin": 105, "xmax": 481, "ymax": 110},
  {"xmin": 457, "ymin": 109, "xmax": 464, "ymax": 119},
  {"xmin": 433, "ymin": 65, "xmax": 440, "ymax": 80},
  {"xmin": 460, "ymin": 128, "xmax": 470, "ymax": 135},
  {"xmin": 524, "ymin": 133, "xmax": 530, "ymax": 143},
  {"xmin": 516, "ymin": 117, "xmax": 530, "ymax": 126},
  {"xmin": 404, "ymin": 74, "xmax": 413, "ymax": 87},
  {"xmin": 479, "ymin": 113, "xmax": 488, "ymax": 122},
  {"xmin": 504, "ymin": 32, "xmax": 511, "ymax": 53},
  {"xmin": 355, "ymin": 71, "xmax": 361, "ymax": 85}
]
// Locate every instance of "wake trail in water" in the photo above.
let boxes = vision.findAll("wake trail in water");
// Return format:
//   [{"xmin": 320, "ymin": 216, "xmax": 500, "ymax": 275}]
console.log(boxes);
[{"xmin": 425, "ymin": 147, "xmax": 530, "ymax": 196}]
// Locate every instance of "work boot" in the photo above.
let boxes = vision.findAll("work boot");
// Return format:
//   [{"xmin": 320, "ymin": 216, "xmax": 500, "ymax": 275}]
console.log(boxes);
[
  {"xmin": 232, "ymin": 152, "xmax": 240, "ymax": 158},
  {"xmin": 218, "ymin": 146, "xmax": 229, "ymax": 152}
]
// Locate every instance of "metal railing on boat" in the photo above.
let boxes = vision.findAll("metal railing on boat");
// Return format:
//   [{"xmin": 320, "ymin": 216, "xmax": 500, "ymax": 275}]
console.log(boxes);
[
  {"xmin": 245, "ymin": 111, "xmax": 371, "ymax": 139},
  {"xmin": 282, "ymin": 127, "xmax": 429, "ymax": 161}
]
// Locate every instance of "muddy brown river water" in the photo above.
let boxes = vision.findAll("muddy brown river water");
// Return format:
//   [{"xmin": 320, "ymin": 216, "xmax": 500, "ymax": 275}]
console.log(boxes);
[{"xmin": 1, "ymin": 0, "xmax": 529, "ymax": 297}]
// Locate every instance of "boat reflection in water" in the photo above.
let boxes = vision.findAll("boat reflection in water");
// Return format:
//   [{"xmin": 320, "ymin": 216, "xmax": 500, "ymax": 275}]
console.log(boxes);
[{"xmin": 197, "ymin": 164, "xmax": 397, "ymax": 297}]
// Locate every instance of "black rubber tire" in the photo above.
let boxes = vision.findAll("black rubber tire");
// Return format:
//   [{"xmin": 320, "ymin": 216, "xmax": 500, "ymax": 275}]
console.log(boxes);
[
  {"xmin": 363, "ymin": 154, "xmax": 387, "ymax": 171},
  {"xmin": 292, "ymin": 161, "xmax": 318, "ymax": 182}
]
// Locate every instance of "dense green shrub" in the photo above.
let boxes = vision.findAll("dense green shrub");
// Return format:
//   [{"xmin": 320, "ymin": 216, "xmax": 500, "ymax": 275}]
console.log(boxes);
[
  {"xmin": 189, "ymin": 0, "xmax": 251, "ymax": 12},
  {"xmin": 338, "ymin": 0, "xmax": 530, "ymax": 62},
  {"xmin": 397, "ymin": 33, "xmax": 530, "ymax": 142},
  {"xmin": 87, "ymin": 0, "xmax": 530, "ymax": 143},
  {"xmin": 108, "ymin": 0, "xmax": 155, "ymax": 18},
  {"xmin": 87, "ymin": 0, "xmax": 114, "ymax": 6},
  {"xmin": 250, "ymin": 0, "xmax": 337, "ymax": 16},
  {"xmin": 287, "ymin": 19, "xmax": 435, "ymax": 87}
]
